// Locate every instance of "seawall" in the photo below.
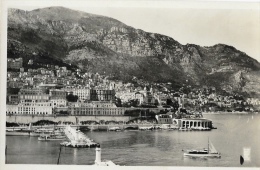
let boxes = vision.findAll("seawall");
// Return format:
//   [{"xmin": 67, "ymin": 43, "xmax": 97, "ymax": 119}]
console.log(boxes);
[
  {"xmin": 202, "ymin": 111, "xmax": 258, "ymax": 115},
  {"xmin": 6, "ymin": 115, "xmax": 132, "ymax": 124}
]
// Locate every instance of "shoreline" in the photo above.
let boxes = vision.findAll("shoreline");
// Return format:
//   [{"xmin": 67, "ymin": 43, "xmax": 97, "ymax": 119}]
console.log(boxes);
[{"xmin": 202, "ymin": 111, "xmax": 259, "ymax": 115}]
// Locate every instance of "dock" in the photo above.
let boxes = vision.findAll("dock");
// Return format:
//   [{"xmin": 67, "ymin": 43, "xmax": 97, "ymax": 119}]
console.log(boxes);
[{"xmin": 62, "ymin": 126, "xmax": 99, "ymax": 148}]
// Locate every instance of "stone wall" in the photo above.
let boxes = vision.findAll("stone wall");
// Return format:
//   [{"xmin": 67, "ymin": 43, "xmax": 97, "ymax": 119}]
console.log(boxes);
[{"xmin": 6, "ymin": 115, "xmax": 132, "ymax": 124}]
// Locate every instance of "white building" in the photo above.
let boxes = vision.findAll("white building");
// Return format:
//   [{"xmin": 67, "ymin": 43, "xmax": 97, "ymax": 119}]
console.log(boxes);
[
  {"xmin": 50, "ymin": 99, "xmax": 67, "ymax": 108},
  {"xmin": 19, "ymin": 88, "xmax": 49, "ymax": 102},
  {"xmin": 6, "ymin": 105, "xmax": 19, "ymax": 114},
  {"xmin": 69, "ymin": 101, "xmax": 125, "ymax": 116},
  {"xmin": 7, "ymin": 101, "xmax": 53, "ymax": 115},
  {"xmin": 62, "ymin": 87, "xmax": 90, "ymax": 101}
]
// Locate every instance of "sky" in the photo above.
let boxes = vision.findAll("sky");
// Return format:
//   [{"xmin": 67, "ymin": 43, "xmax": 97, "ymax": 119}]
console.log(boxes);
[{"xmin": 2, "ymin": 0, "xmax": 260, "ymax": 62}]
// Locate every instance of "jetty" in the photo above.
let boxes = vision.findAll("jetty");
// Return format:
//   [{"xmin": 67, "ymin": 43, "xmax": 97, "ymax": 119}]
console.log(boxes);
[{"xmin": 61, "ymin": 126, "xmax": 99, "ymax": 148}]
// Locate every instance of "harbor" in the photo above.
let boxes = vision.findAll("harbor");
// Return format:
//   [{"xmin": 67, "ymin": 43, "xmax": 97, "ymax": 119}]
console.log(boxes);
[
  {"xmin": 5, "ymin": 114, "xmax": 260, "ymax": 166},
  {"xmin": 6, "ymin": 110, "xmax": 219, "ymax": 134},
  {"xmin": 6, "ymin": 122, "xmax": 216, "ymax": 136}
]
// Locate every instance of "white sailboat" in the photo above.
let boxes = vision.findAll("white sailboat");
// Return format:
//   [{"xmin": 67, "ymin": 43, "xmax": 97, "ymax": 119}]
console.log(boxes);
[{"xmin": 184, "ymin": 138, "xmax": 221, "ymax": 158}]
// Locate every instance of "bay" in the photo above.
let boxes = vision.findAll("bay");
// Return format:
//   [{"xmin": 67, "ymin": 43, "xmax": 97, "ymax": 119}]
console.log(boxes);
[{"xmin": 5, "ymin": 114, "xmax": 260, "ymax": 167}]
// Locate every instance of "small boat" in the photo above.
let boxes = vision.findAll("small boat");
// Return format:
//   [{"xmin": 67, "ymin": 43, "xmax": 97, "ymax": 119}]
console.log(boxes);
[
  {"xmin": 179, "ymin": 127, "xmax": 192, "ymax": 131},
  {"xmin": 184, "ymin": 139, "xmax": 221, "ymax": 158},
  {"xmin": 139, "ymin": 126, "xmax": 154, "ymax": 131},
  {"xmin": 168, "ymin": 126, "xmax": 178, "ymax": 130},
  {"xmin": 108, "ymin": 127, "xmax": 121, "ymax": 131},
  {"xmin": 60, "ymin": 141, "xmax": 99, "ymax": 148},
  {"xmin": 30, "ymin": 128, "xmax": 64, "ymax": 137},
  {"xmin": 38, "ymin": 134, "xmax": 67, "ymax": 141},
  {"xmin": 6, "ymin": 130, "xmax": 32, "ymax": 136},
  {"xmin": 191, "ymin": 127, "xmax": 211, "ymax": 131},
  {"xmin": 6, "ymin": 123, "xmax": 34, "ymax": 136}
]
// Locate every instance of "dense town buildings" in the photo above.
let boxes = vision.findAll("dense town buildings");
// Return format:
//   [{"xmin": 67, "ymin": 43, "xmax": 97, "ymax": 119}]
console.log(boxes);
[
  {"xmin": 7, "ymin": 58, "xmax": 23, "ymax": 70},
  {"xmin": 6, "ymin": 65, "xmax": 126, "ymax": 115},
  {"xmin": 6, "ymin": 64, "xmax": 259, "ymax": 116}
]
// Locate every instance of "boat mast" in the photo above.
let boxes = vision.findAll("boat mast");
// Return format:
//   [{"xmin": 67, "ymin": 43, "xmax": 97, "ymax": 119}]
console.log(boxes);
[
  {"xmin": 5, "ymin": 145, "xmax": 7, "ymax": 164},
  {"xmin": 208, "ymin": 137, "xmax": 209, "ymax": 154},
  {"xmin": 57, "ymin": 145, "xmax": 62, "ymax": 164}
]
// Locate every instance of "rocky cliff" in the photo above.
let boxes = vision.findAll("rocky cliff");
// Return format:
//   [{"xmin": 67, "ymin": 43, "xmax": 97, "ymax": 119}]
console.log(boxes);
[{"xmin": 7, "ymin": 7, "xmax": 260, "ymax": 96}]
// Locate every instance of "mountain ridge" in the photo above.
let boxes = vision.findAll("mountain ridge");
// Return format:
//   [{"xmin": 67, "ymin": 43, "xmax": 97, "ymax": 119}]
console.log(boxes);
[{"xmin": 7, "ymin": 7, "xmax": 260, "ymax": 97}]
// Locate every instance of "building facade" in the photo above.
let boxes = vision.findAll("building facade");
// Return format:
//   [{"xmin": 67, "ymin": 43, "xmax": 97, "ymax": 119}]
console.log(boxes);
[
  {"xmin": 49, "ymin": 89, "xmax": 67, "ymax": 105},
  {"xmin": 173, "ymin": 118, "xmax": 213, "ymax": 129},
  {"xmin": 7, "ymin": 101, "xmax": 52, "ymax": 115},
  {"xmin": 90, "ymin": 89, "xmax": 116, "ymax": 101},
  {"xmin": 8, "ymin": 95, "xmax": 19, "ymax": 104},
  {"xmin": 18, "ymin": 88, "xmax": 49, "ymax": 102},
  {"xmin": 69, "ymin": 101, "xmax": 125, "ymax": 116},
  {"xmin": 155, "ymin": 114, "xmax": 173, "ymax": 124},
  {"xmin": 62, "ymin": 87, "xmax": 90, "ymax": 101},
  {"xmin": 50, "ymin": 89, "xmax": 67, "ymax": 99}
]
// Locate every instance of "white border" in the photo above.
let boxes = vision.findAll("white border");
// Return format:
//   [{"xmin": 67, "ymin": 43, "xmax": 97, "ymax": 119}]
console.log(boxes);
[{"xmin": 1, "ymin": 1, "xmax": 259, "ymax": 170}]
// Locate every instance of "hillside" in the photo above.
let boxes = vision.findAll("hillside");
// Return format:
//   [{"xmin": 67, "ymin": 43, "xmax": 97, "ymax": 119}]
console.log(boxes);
[{"xmin": 7, "ymin": 7, "xmax": 260, "ymax": 96}]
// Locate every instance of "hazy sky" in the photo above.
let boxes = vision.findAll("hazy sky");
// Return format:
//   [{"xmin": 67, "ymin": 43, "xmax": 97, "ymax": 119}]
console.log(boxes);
[{"xmin": 3, "ymin": 0, "xmax": 260, "ymax": 62}]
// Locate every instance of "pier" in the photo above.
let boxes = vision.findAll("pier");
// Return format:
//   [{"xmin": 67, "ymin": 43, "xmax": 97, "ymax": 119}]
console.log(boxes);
[{"xmin": 62, "ymin": 126, "xmax": 99, "ymax": 148}]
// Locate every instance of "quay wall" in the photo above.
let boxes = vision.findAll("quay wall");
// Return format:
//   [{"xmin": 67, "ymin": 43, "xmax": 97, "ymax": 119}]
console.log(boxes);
[
  {"xmin": 202, "ymin": 111, "xmax": 258, "ymax": 115},
  {"xmin": 6, "ymin": 115, "xmax": 132, "ymax": 124}
]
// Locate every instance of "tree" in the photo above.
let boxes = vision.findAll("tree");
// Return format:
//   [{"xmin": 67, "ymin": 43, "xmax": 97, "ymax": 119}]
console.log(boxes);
[
  {"xmin": 166, "ymin": 99, "xmax": 173, "ymax": 106},
  {"xmin": 66, "ymin": 94, "xmax": 78, "ymax": 102},
  {"xmin": 7, "ymin": 88, "xmax": 20, "ymax": 95},
  {"xmin": 130, "ymin": 99, "xmax": 139, "ymax": 107},
  {"xmin": 115, "ymin": 97, "xmax": 122, "ymax": 107}
]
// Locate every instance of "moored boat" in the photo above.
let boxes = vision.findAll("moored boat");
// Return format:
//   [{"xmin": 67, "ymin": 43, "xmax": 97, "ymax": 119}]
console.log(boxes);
[
  {"xmin": 6, "ymin": 130, "xmax": 32, "ymax": 136},
  {"xmin": 139, "ymin": 126, "xmax": 154, "ymax": 131},
  {"xmin": 30, "ymin": 128, "xmax": 64, "ymax": 137},
  {"xmin": 191, "ymin": 127, "xmax": 211, "ymax": 131},
  {"xmin": 108, "ymin": 127, "xmax": 121, "ymax": 131},
  {"xmin": 179, "ymin": 127, "xmax": 192, "ymax": 131},
  {"xmin": 38, "ymin": 134, "xmax": 67, "ymax": 141},
  {"xmin": 6, "ymin": 123, "xmax": 34, "ymax": 136}
]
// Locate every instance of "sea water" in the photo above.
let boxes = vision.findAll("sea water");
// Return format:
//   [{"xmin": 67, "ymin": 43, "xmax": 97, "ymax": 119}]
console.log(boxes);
[{"xmin": 5, "ymin": 114, "xmax": 260, "ymax": 167}]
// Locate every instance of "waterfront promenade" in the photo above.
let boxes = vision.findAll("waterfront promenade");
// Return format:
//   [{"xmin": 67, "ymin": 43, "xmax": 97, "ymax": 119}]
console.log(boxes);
[
  {"xmin": 6, "ymin": 115, "xmax": 132, "ymax": 124},
  {"xmin": 6, "ymin": 123, "xmax": 154, "ymax": 131}
]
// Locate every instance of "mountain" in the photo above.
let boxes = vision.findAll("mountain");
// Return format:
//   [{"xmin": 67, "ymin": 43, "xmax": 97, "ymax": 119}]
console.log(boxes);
[{"xmin": 7, "ymin": 7, "xmax": 260, "ymax": 96}]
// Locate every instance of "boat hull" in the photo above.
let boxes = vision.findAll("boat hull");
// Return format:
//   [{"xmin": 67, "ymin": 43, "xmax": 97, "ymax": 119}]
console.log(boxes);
[
  {"xmin": 6, "ymin": 131, "xmax": 31, "ymax": 136},
  {"xmin": 60, "ymin": 142, "xmax": 99, "ymax": 148},
  {"xmin": 184, "ymin": 153, "xmax": 221, "ymax": 158},
  {"xmin": 38, "ymin": 137, "xmax": 67, "ymax": 141}
]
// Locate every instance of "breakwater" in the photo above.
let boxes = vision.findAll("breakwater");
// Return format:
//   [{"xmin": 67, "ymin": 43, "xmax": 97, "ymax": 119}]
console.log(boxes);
[{"xmin": 62, "ymin": 126, "xmax": 99, "ymax": 148}]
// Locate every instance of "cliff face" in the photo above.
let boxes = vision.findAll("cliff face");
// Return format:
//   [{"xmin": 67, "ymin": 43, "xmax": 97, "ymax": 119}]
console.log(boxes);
[{"xmin": 7, "ymin": 7, "xmax": 260, "ymax": 96}]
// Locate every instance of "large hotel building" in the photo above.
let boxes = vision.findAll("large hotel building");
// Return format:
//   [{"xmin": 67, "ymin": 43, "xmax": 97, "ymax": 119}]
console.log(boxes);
[
  {"xmin": 69, "ymin": 101, "xmax": 125, "ymax": 116},
  {"xmin": 6, "ymin": 87, "xmax": 124, "ymax": 116}
]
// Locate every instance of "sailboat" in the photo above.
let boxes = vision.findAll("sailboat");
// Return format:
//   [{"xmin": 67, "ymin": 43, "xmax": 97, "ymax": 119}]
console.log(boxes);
[{"xmin": 184, "ymin": 138, "xmax": 221, "ymax": 158}]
